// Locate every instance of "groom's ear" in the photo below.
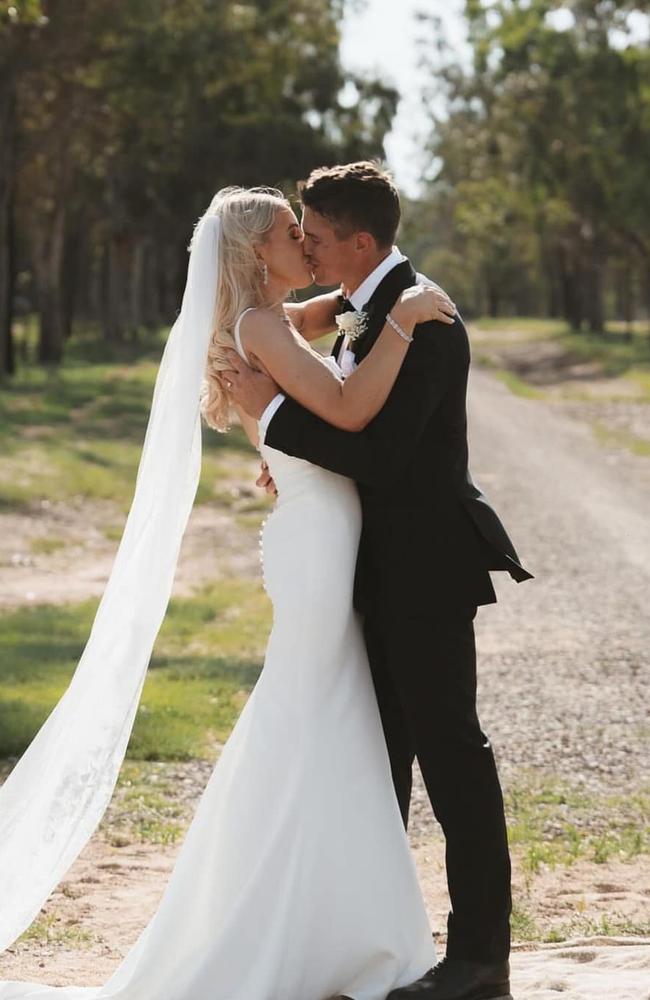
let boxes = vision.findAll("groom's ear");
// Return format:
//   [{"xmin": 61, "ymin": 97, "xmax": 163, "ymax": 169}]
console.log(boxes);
[{"xmin": 354, "ymin": 231, "xmax": 375, "ymax": 254}]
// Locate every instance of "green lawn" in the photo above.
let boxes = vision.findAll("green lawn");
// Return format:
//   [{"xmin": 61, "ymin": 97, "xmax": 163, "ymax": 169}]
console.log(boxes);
[
  {"xmin": 0, "ymin": 326, "xmax": 257, "ymax": 510},
  {"xmin": 0, "ymin": 579, "xmax": 272, "ymax": 761},
  {"xmin": 505, "ymin": 774, "xmax": 649, "ymax": 872}
]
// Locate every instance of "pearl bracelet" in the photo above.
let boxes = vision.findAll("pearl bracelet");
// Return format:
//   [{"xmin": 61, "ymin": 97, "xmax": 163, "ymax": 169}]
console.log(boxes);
[{"xmin": 386, "ymin": 312, "xmax": 414, "ymax": 344}]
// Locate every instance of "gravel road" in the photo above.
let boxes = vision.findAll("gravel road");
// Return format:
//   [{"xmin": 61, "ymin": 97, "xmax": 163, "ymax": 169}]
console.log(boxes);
[{"xmin": 461, "ymin": 368, "xmax": 650, "ymax": 797}]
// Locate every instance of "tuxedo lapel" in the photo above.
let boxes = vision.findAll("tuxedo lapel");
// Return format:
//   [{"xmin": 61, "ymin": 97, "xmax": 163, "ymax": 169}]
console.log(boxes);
[
  {"xmin": 352, "ymin": 260, "xmax": 417, "ymax": 363},
  {"xmin": 331, "ymin": 333, "xmax": 345, "ymax": 361},
  {"xmin": 331, "ymin": 294, "xmax": 356, "ymax": 361}
]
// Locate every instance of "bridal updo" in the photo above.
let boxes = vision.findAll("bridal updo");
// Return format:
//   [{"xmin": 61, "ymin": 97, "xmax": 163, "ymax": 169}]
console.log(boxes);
[{"xmin": 199, "ymin": 185, "xmax": 290, "ymax": 432}]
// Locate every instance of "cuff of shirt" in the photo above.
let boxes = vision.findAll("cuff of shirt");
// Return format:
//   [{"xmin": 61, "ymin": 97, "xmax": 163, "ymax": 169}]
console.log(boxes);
[{"xmin": 259, "ymin": 394, "xmax": 286, "ymax": 440}]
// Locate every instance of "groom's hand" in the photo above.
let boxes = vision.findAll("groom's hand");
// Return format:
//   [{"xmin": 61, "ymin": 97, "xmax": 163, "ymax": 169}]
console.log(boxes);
[{"xmin": 219, "ymin": 348, "xmax": 280, "ymax": 420}]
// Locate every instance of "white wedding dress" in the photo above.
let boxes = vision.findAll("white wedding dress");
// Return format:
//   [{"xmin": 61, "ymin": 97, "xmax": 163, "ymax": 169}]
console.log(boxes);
[{"xmin": 0, "ymin": 314, "xmax": 435, "ymax": 1000}]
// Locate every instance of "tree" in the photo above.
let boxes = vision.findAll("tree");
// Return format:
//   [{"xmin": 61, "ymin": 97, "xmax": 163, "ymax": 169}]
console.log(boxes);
[
  {"xmin": 410, "ymin": 1, "xmax": 650, "ymax": 330},
  {"xmin": 4, "ymin": 0, "xmax": 398, "ymax": 364},
  {"xmin": 0, "ymin": 0, "xmax": 47, "ymax": 374}
]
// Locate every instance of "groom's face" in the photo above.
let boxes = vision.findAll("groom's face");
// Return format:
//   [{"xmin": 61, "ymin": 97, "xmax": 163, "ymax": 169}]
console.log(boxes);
[{"xmin": 301, "ymin": 206, "xmax": 357, "ymax": 287}]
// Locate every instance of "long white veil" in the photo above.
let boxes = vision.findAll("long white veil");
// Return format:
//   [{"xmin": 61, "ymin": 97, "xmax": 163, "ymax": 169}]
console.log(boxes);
[{"xmin": 0, "ymin": 205, "xmax": 222, "ymax": 952}]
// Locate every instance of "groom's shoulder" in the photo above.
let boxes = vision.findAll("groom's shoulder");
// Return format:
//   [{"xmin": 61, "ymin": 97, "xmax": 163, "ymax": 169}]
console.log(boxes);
[
  {"xmin": 414, "ymin": 270, "xmax": 445, "ymax": 294},
  {"xmin": 412, "ymin": 269, "xmax": 467, "ymax": 334},
  {"xmin": 401, "ymin": 267, "xmax": 469, "ymax": 361}
]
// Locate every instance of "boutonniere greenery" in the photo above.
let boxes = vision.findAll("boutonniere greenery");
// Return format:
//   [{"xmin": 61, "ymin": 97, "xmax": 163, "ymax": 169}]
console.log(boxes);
[{"xmin": 335, "ymin": 309, "xmax": 369, "ymax": 342}]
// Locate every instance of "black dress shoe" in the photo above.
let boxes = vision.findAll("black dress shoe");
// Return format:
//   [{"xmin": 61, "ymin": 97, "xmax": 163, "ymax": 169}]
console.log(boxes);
[{"xmin": 386, "ymin": 956, "xmax": 512, "ymax": 1000}]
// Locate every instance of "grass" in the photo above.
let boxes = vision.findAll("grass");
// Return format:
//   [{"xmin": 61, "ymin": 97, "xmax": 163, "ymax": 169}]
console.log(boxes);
[
  {"xmin": 100, "ymin": 760, "xmax": 205, "ymax": 845},
  {"xmin": 510, "ymin": 904, "xmax": 650, "ymax": 944},
  {"xmin": 29, "ymin": 536, "xmax": 68, "ymax": 555},
  {"xmin": 505, "ymin": 774, "xmax": 650, "ymax": 872},
  {"xmin": 0, "ymin": 578, "xmax": 272, "ymax": 761},
  {"xmin": 472, "ymin": 317, "xmax": 650, "ymax": 459},
  {"xmin": 472, "ymin": 316, "xmax": 650, "ymax": 400},
  {"xmin": 493, "ymin": 369, "xmax": 546, "ymax": 400},
  {"xmin": 559, "ymin": 327, "xmax": 650, "ymax": 383},
  {"xmin": 473, "ymin": 317, "xmax": 569, "ymax": 339},
  {"xmin": 504, "ymin": 774, "xmax": 650, "ymax": 944},
  {"xmin": 542, "ymin": 915, "xmax": 650, "ymax": 942},
  {"xmin": 0, "ymin": 326, "xmax": 257, "ymax": 511},
  {"xmin": 591, "ymin": 422, "xmax": 650, "ymax": 457},
  {"xmin": 511, "ymin": 902, "xmax": 542, "ymax": 942},
  {"xmin": 17, "ymin": 913, "xmax": 96, "ymax": 949}
]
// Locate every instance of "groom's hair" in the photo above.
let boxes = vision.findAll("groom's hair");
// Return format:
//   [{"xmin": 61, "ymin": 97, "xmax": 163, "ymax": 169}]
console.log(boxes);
[{"xmin": 298, "ymin": 161, "xmax": 400, "ymax": 248}]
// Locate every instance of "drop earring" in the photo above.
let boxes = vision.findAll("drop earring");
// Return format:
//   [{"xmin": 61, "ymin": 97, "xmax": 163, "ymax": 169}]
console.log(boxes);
[{"xmin": 260, "ymin": 262, "xmax": 269, "ymax": 286}]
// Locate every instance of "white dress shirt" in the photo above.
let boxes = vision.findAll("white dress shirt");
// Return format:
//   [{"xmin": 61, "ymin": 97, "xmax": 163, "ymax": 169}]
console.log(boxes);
[
  {"xmin": 259, "ymin": 246, "xmax": 407, "ymax": 439},
  {"xmin": 346, "ymin": 245, "xmax": 407, "ymax": 311}
]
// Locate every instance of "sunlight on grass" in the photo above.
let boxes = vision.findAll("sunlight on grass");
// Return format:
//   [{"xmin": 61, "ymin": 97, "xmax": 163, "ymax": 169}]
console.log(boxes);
[
  {"xmin": 471, "ymin": 316, "xmax": 650, "ymax": 407},
  {"xmin": 494, "ymin": 370, "xmax": 545, "ymax": 400},
  {"xmin": 511, "ymin": 899, "xmax": 650, "ymax": 944},
  {"xmin": 591, "ymin": 422, "xmax": 650, "ymax": 457},
  {"xmin": 542, "ymin": 915, "xmax": 650, "ymax": 943},
  {"xmin": 560, "ymin": 330, "xmax": 650, "ymax": 384},
  {"xmin": 0, "ymin": 579, "xmax": 272, "ymax": 760},
  {"xmin": 29, "ymin": 536, "xmax": 68, "ymax": 555},
  {"xmin": 505, "ymin": 774, "xmax": 650, "ymax": 869},
  {"xmin": 17, "ymin": 913, "xmax": 96, "ymax": 949},
  {"xmin": 510, "ymin": 902, "xmax": 541, "ymax": 942},
  {"xmin": 472, "ymin": 317, "xmax": 568, "ymax": 339},
  {"xmin": 101, "ymin": 760, "xmax": 207, "ymax": 845},
  {"xmin": 0, "ymin": 337, "xmax": 257, "ymax": 510}
]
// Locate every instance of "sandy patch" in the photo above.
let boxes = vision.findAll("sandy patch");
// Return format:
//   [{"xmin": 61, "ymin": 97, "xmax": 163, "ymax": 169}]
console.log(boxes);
[{"xmin": 1, "ymin": 832, "xmax": 649, "ymax": 993}]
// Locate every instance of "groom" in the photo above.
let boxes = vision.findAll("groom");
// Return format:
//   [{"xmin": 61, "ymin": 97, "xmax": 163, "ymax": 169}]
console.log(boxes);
[{"xmin": 226, "ymin": 161, "xmax": 532, "ymax": 1000}]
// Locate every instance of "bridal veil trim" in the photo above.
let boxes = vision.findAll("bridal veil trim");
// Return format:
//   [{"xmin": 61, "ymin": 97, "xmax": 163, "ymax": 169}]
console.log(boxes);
[{"xmin": 0, "ymin": 207, "xmax": 221, "ymax": 951}]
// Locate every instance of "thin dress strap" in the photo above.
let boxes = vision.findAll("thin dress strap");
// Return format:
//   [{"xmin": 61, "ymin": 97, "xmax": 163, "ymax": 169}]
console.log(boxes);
[{"xmin": 233, "ymin": 308, "xmax": 256, "ymax": 365}]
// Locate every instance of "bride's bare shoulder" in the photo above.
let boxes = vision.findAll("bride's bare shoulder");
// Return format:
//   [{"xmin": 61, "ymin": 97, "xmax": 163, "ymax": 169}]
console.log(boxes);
[
  {"xmin": 241, "ymin": 306, "xmax": 284, "ymax": 330},
  {"xmin": 240, "ymin": 307, "xmax": 295, "ymax": 346}
]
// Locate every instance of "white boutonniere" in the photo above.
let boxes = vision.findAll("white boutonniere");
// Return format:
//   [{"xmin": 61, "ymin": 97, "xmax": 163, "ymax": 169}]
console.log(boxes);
[{"xmin": 335, "ymin": 309, "xmax": 369, "ymax": 342}]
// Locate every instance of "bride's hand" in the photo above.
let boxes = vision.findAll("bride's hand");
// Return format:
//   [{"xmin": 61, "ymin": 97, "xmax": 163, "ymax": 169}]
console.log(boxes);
[{"xmin": 394, "ymin": 285, "xmax": 457, "ymax": 326}]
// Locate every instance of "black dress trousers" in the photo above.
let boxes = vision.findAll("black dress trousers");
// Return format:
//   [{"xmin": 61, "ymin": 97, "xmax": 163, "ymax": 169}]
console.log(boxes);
[{"xmin": 362, "ymin": 605, "xmax": 512, "ymax": 964}]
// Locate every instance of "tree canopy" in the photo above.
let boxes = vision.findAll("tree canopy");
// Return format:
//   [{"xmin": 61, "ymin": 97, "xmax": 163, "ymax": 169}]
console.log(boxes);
[
  {"xmin": 405, "ymin": 1, "xmax": 650, "ymax": 331},
  {"xmin": 0, "ymin": 0, "xmax": 397, "ymax": 371}
]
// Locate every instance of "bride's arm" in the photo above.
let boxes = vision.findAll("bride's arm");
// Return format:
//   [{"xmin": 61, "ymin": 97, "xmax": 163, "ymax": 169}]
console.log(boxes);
[
  {"xmin": 238, "ymin": 288, "xmax": 455, "ymax": 433},
  {"xmin": 283, "ymin": 290, "xmax": 341, "ymax": 342}
]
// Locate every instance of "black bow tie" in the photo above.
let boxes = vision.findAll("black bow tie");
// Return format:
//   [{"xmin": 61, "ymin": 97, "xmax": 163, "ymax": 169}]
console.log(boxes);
[{"xmin": 337, "ymin": 294, "xmax": 356, "ymax": 315}]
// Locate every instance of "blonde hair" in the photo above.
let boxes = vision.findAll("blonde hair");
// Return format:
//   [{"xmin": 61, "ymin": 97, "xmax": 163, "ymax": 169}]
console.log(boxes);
[{"xmin": 198, "ymin": 185, "xmax": 290, "ymax": 432}]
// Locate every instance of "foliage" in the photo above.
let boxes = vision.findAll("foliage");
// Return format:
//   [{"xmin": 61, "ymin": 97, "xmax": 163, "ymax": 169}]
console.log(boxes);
[
  {"xmin": 403, "ymin": 2, "xmax": 650, "ymax": 335},
  {"xmin": 0, "ymin": 0, "xmax": 397, "ymax": 370}
]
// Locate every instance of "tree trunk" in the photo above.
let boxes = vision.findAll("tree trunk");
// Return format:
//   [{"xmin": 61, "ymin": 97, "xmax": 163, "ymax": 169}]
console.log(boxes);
[
  {"xmin": 142, "ymin": 241, "xmax": 162, "ymax": 330},
  {"xmin": 103, "ymin": 233, "xmax": 129, "ymax": 342},
  {"xmin": 35, "ymin": 201, "xmax": 67, "ymax": 364},
  {"xmin": 545, "ymin": 254, "xmax": 561, "ymax": 319},
  {"xmin": 486, "ymin": 273, "xmax": 500, "ymax": 318},
  {"xmin": 558, "ymin": 247, "xmax": 583, "ymax": 331},
  {"xmin": 646, "ymin": 264, "xmax": 650, "ymax": 342},
  {"xmin": 0, "ymin": 64, "xmax": 17, "ymax": 377},
  {"xmin": 129, "ymin": 237, "xmax": 145, "ymax": 339},
  {"xmin": 615, "ymin": 264, "xmax": 634, "ymax": 341},
  {"xmin": 61, "ymin": 218, "xmax": 82, "ymax": 340},
  {"xmin": 585, "ymin": 246, "xmax": 606, "ymax": 336}
]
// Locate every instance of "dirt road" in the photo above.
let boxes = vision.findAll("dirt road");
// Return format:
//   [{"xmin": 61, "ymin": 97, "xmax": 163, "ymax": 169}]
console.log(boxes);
[{"xmin": 466, "ymin": 368, "xmax": 650, "ymax": 793}]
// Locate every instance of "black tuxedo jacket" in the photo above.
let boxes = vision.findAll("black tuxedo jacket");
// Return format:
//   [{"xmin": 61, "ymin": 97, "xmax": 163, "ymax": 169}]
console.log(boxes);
[{"xmin": 266, "ymin": 259, "xmax": 533, "ymax": 615}]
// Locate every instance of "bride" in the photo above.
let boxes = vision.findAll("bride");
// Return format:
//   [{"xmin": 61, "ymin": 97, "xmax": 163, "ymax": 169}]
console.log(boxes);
[{"xmin": 0, "ymin": 185, "xmax": 457, "ymax": 1000}]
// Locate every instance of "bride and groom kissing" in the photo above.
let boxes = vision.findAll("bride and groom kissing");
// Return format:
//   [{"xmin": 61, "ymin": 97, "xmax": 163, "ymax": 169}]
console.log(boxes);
[{"xmin": 0, "ymin": 161, "xmax": 531, "ymax": 1000}]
